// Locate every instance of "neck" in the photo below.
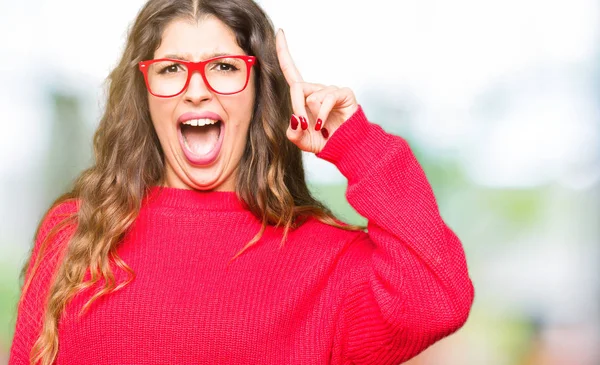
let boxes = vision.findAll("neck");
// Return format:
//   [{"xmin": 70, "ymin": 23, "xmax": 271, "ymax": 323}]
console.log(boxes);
[{"xmin": 144, "ymin": 185, "xmax": 248, "ymax": 212}]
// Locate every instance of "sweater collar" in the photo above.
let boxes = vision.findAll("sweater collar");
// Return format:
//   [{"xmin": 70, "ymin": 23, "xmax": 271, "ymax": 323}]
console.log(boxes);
[{"xmin": 144, "ymin": 185, "xmax": 248, "ymax": 211}]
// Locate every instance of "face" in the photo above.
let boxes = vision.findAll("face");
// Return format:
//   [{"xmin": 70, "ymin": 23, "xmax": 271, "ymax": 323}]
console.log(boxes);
[{"xmin": 147, "ymin": 16, "xmax": 255, "ymax": 191}]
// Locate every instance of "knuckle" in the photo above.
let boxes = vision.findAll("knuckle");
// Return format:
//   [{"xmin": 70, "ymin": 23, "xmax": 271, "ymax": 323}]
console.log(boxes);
[
  {"xmin": 341, "ymin": 87, "xmax": 354, "ymax": 96},
  {"xmin": 324, "ymin": 93, "xmax": 336, "ymax": 102},
  {"xmin": 286, "ymin": 128, "xmax": 300, "ymax": 141}
]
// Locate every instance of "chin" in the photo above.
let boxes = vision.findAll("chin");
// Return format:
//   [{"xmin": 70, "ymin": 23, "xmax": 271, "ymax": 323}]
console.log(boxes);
[{"xmin": 184, "ymin": 166, "xmax": 234, "ymax": 191}]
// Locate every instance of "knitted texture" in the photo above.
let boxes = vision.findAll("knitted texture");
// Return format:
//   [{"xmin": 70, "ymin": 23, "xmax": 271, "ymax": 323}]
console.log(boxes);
[{"xmin": 9, "ymin": 106, "xmax": 474, "ymax": 365}]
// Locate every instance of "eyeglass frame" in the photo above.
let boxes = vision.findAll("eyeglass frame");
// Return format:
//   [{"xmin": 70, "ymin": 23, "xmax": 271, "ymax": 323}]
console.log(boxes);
[{"xmin": 138, "ymin": 55, "xmax": 257, "ymax": 98}]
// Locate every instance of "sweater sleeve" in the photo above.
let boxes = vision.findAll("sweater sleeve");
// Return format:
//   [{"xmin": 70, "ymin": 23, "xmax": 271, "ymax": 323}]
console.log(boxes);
[
  {"xmin": 316, "ymin": 106, "xmax": 475, "ymax": 364},
  {"xmin": 9, "ymin": 201, "xmax": 77, "ymax": 365}
]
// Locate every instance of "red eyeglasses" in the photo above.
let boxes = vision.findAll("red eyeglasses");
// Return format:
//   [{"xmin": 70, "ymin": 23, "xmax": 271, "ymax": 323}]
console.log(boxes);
[{"xmin": 138, "ymin": 55, "xmax": 257, "ymax": 97}]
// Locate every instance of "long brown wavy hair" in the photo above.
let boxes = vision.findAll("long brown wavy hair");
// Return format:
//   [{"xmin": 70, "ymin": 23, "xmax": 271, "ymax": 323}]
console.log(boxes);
[{"xmin": 19, "ymin": 0, "xmax": 365, "ymax": 364}]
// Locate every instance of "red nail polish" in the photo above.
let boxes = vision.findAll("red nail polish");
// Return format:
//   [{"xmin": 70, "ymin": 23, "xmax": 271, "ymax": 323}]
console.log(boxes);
[
  {"xmin": 315, "ymin": 118, "xmax": 322, "ymax": 131},
  {"xmin": 321, "ymin": 127, "xmax": 329, "ymax": 139},
  {"xmin": 290, "ymin": 115, "xmax": 298, "ymax": 130},
  {"xmin": 300, "ymin": 116, "xmax": 308, "ymax": 130}
]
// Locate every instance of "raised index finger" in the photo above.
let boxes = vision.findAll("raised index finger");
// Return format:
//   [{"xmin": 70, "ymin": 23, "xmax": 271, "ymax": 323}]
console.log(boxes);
[{"xmin": 275, "ymin": 29, "xmax": 304, "ymax": 85}]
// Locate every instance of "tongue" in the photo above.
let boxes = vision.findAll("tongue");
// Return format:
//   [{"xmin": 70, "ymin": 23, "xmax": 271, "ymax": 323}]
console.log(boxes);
[{"xmin": 182, "ymin": 124, "xmax": 220, "ymax": 155}]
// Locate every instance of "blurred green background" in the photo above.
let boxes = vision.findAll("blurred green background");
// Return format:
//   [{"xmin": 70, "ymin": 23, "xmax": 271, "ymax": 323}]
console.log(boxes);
[{"xmin": 1, "ymin": 0, "xmax": 599, "ymax": 364}]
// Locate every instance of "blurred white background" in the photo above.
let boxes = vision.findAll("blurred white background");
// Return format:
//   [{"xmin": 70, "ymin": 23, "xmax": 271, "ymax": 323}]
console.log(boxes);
[{"xmin": 1, "ymin": 0, "xmax": 599, "ymax": 364}]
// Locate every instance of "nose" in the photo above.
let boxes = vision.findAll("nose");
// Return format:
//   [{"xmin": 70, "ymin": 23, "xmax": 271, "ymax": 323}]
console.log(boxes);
[{"xmin": 183, "ymin": 71, "xmax": 212, "ymax": 104}]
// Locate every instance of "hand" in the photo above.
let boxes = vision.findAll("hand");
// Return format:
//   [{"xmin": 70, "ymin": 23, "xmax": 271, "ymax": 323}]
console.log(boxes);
[{"xmin": 275, "ymin": 29, "xmax": 359, "ymax": 154}]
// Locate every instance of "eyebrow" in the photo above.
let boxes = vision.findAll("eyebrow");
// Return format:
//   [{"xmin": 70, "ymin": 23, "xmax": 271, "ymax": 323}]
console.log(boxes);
[{"xmin": 160, "ymin": 52, "xmax": 235, "ymax": 60}]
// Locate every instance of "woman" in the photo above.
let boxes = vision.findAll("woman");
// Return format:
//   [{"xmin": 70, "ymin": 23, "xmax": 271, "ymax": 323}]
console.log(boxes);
[{"xmin": 9, "ymin": 0, "xmax": 474, "ymax": 364}]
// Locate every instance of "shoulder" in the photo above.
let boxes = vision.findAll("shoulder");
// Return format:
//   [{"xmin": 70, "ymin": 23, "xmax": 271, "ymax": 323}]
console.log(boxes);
[
  {"xmin": 20, "ymin": 199, "xmax": 80, "ymax": 297},
  {"xmin": 287, "ymin": 217, "xmax": 375, "ymax": 281},
  {"xmin": 35, "ymin": 199, "xmax": 79, "ymax": 252},
  {"xmin": 294, "ymin": 216, "xmax": 372, "ymax": 251},
  {"xmin": 43, "ymin": 199, "xmax": 79, "ymax": 223}
]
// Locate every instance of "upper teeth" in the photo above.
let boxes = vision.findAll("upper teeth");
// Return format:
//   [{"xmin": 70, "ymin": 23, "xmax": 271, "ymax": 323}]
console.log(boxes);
[{"xmin": 182, "ymin": 119, "xmax": 219, "ymax": 126}]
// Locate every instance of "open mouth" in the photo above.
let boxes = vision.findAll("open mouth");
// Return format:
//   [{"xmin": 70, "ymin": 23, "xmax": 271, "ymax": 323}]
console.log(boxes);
[{"xmin": 178, "ymin": 119, "xmax": 224, "ymax": 165}]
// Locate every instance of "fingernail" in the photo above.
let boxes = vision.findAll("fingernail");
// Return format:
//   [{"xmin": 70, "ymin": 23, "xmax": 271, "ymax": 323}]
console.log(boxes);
[
  {"xmin": 321, "ymin": 128, "xmax": 329, "ymax": 139},
  {"xmin": 290, "ymin": 115, "xmax": 298, "ymax": 130},
  {"xmin": 315, "ymin": 118, "xmax": 322, "ymax": 131},
  {"xmin": 300, "ymin": 116, "xmax": 308, "ymax": 130}
]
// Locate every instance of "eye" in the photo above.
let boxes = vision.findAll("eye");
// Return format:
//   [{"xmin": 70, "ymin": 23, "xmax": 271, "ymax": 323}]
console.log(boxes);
[
  {"xmin": 159, "ymin": 63, "xmax": 184, "ymax": 74},
  {"xmin": 213, "ymin": 62, "xmax": 239, "ymax": 72}
]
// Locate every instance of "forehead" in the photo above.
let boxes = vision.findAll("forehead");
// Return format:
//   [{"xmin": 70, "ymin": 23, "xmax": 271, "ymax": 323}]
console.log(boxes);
[{"xmin": 154, "ymin": 16, "xmax": 244, "ymax": 60}]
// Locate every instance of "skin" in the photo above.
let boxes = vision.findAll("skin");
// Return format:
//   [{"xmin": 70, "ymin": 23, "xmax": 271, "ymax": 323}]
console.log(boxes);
[{"xmin": 147, "ymin": 16, "xmax": 359, "ymax": 192}]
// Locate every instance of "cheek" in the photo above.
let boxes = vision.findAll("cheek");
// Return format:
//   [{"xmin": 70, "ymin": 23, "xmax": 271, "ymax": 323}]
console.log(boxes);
[
  {"xmin": 237, "ymin": 80, "xmax": 256, "ymax": 122},
  {"xmin": 220, "ymin": 96, "xmax": 253, "ymax": 154},
  {"xmin": 221, "ymin": 86, "xmax": 255, "ymax": 127},
  {"xmin": 148, "ymin": 96, "xmax": 176, "ymax": 134}
]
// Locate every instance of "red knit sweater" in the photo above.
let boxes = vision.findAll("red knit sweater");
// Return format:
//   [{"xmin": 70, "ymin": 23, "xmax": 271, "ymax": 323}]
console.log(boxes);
[{"xmin": 9, "ymin": 106, "xmax": 474, "ymax": 365}]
